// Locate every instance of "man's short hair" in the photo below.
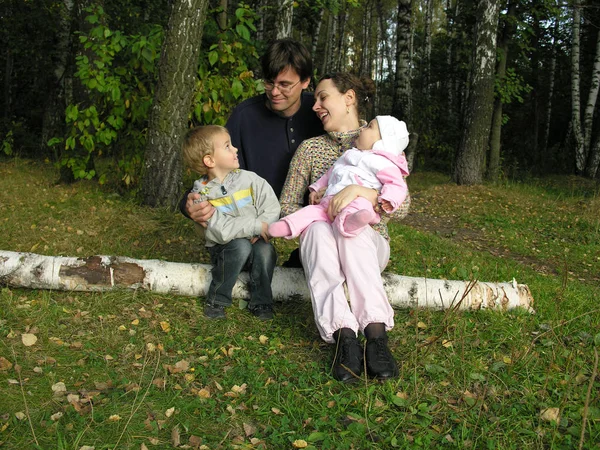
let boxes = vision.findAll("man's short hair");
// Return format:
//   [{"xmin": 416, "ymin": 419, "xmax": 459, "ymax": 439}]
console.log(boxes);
[
  {"xmin": 182, "ymin": 125, "xmax": 227, "ymax": 176},
  {"xmin": 261, "ymin": 38, "xmax": 313, "ymax": 82}
]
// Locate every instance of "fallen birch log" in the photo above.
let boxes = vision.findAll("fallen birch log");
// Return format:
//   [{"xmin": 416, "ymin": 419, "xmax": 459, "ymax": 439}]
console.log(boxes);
[{"xmin": 0, "ymin": 250, "xmax": 534, "ymax": 312}]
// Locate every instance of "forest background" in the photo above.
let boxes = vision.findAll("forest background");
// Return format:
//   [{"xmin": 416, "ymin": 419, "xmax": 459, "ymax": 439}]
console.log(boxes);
[{"xmin": 2, "ymin": 0, "xmax": 600, "ymax": 206}]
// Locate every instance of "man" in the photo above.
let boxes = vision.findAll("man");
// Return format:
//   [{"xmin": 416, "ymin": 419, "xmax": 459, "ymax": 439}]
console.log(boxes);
[{"xmin": 181, "ymin": 39, "xmax": 324, "ymax": 224}]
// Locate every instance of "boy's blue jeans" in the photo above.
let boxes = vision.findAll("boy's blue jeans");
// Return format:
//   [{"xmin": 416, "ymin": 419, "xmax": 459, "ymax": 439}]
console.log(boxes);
[{"xmin": 206, "ymin": 238, "xmax": 277, "ymax": 308}]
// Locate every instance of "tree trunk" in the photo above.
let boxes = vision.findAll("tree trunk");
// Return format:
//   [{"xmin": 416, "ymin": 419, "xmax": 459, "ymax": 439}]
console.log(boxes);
[
  {"xmin": 542, "ymin": 18, "xmax": 559, "ymax": 158},
  {"xmin": 141, "ymin": 0, "xmax": 209, "ymax": 209},
  {"xmin": 41, "ymin": 0, "xmax": 74, "ymax": 160},
  {"xmin": 311, "ymin": 9, "xmax": 325, "ymax": 57},
  {"xmin": 586, "ymin": 134, "xmax": 600, "ymax": 178},
  {"xmin": 217, "ymin": 0, "xmax": 228, "ymax": 30},
  {"xmin": 276, "ymin": 0, "xmax": 294, "ymax": 39},
  {"xmin": 487, "ymin": 0, "xmax": 516, "ymax": 181},
  {"xmin": 0, "ymin": 251, "xmax": 535, "ymax": 312},
  {"xmin": 584, "ymin": 29, "xmax": 600, "ymax": 177},
  {"xmin": 392, "ymin": 0, "xmax": 412, "ymax": 122},
  {"xmin": 571, "ymin": 0, "xmax": 585, "ymax": 174},
  {"xmin": 454, "ymin": 0, "xmax": 500, "ymax": 185},
  {"xmin": 423, "ymin": 0, "xmax": 433, "ymax": 98}
]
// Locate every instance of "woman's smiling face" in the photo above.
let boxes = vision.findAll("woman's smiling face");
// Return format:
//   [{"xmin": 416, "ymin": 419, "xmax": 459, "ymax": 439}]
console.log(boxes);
[{"xmin": 312, "ymin": 79, "xmax": 356, "ymax": 132}]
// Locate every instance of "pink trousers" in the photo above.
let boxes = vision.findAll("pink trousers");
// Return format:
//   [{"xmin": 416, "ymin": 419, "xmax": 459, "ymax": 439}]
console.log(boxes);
[
  {"xmin": 299, "ymin": 221, "xmax": 394, "ymax": 343},
  {"xmin": 279, "ymin": 196, "xmax": 379, "ymax": 238}
]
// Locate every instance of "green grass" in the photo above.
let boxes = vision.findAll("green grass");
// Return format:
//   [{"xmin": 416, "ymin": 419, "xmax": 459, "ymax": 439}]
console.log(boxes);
[{"xmin": 1, "ymin": 158, "xmax": 599, "ymax": 449}]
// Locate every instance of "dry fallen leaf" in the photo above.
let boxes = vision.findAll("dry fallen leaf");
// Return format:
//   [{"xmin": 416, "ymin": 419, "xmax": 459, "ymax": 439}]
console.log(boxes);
[
  {"xmin": 417, "ymin": 321, "xmax": 427, "ymax": 329},
  {"xmin": 231, "ymin": 384, "xmax": 247, "ymax": 394},
  {"xmin": 50, "ymin": 412, "xmax": 63, "ymax": 421},
  {"xmin": 259, "ymin": 335, "xmax": 269, "ymax": 344},
  {"xmin": 271, "ymin": 407, "xmax": 282, "ymax": 415},
  {"xmin": 188, "ymin": 435, "xmax": 203, "ymax": 447},
  {"xmin": 540, "ymin": 407, "xmax": 560, "ymax": 422},
  {"xmin": 292, "ymin": 440, "xmax": 308, "ymax": 448},
  {"xmin": 243, "ymin": 422, "xmax": 256, "ymax": 437},
  {"xmin": 52, "ymin": 382, "xmax": 67, "ymax": 394},
  {"xmin": 108, "ymin": 415, "xmax": 121, "ymax": 422},
  {"xmin": 171, "ymin": 425, "xmax": 181, "ymax": 447},
  {"xmin": 131, "ymin": 319, "xmax": 140, "ymax": 326},
  {"xmin": 197, "ymin": 388, "xmax": 211, "ymax": 398},
  {"xmin": 0, "ymin": 357, "xmax": 13, "ymax": 371},
  {"xmin": 21, "ymin": 333, "xmax": 38, "ymax": 346},
  {"xmin": 165, "ymin": 407, "xmax": 175, "ymax": 418},
  {"xmin": 160, "ymin": 321, "xmax": 171, "ymax": 333},
  {"xmin": 15, "ymin": 412, "xmax": 26, "ymax": 421},
  {"xmin": 79, "ymin": 446, "xmax": 95, "ymax": 450},
  {"xmin": 442, "ymin": 339, "xmax": 453, "ymax": 348}
]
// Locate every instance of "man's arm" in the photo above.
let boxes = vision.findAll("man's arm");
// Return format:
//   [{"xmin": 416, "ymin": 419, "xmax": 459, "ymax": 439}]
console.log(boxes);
[{"xmin": 179, "ymin": 189, "xmax": 215, "ymax": 226}]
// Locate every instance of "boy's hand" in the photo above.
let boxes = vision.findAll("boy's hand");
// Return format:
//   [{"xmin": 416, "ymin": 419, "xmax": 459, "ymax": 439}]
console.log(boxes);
[
  {"xmin": 250, "ymin": 223, "xmax": 270, "ymax": 244},
  {"xmin": 186, "ymin": 193, "xmax": 215, "ymax": 227}
]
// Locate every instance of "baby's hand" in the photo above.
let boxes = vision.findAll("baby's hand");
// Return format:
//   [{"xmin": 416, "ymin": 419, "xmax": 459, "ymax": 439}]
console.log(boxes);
[
  {"xmin": 381, "ymin": 199, "xmax": 393, "ymax": 213},
  {"xmin": 259, "ymin": 222, "xmax": 270, "ymax": 243},
  {"xmin": 309, "ymin": 187, "xmax": 326, "ymax": 205}
]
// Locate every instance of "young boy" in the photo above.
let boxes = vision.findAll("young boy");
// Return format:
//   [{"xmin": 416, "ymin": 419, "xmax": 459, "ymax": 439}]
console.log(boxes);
[
  {"xmin": 182, "ymin": 125, "xmax": 281, "ymax": 320},
  {"xmin": 269, "ymin": 115, "xmax": 409, "ymax": 239}
]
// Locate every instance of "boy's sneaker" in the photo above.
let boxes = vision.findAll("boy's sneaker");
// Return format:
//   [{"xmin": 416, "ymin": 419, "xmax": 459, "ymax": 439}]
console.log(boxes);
[
  {"xmin": 204, "ymin": 303, "xmax": 226, "ymax": 319},
  {"xmin": 248, "ymin": 304, "xmax": 274, "ymax": 320}
]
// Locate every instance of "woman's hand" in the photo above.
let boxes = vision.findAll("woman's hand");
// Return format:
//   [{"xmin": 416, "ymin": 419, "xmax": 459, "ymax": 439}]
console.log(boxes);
[
  {"xmin": 327, "ymin": 185, "xmax": 378, "ymax": 221},
  {"xmin": 309, "ymin": 187, "xmax": 326, "ymax": 205}
]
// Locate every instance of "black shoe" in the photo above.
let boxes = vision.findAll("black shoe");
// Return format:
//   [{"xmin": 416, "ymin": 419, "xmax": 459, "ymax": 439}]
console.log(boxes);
[
  {"xmin": 248, "ymin": 304, "xmax": 274, "ymax": 320},
  {"xmin": 282, "ymin": 248, "xmax": 303, "ymax": 268},
  {"xmin": 204, "ymin": 303, "xmax": 226, "ymax": 319},
  {"xmin": 332, "ymin": 330, "xmax": 364, "ymax": 382},
  {"xmin": 365, "ymin": 336, "xmax": 399, "ymax": 380}
]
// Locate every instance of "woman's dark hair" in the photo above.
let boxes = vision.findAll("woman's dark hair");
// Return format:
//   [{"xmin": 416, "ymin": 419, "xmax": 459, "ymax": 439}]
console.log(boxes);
[
  {"xmin": 319, "ymin": 72, "xmax": 375, "ymax": 119},
  {"xmin": 261, "ymin": 39, "xmax": 313, "ymax": 82}
]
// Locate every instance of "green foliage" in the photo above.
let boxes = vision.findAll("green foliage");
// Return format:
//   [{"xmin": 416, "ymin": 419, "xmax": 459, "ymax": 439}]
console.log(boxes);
[
  {"xmin": 192, "ymin": 4, "xmax": 263, "ymax": 126},
  {"xmin": 495, "ymin": 67, "xmax": 532, "ymax": 106},
  {"xmin": 1, "ymin": 130, "xmax": 14, "ymax": 156},
  {"xmin": 51, "ymin": 5, "xmax": 162, "ymax": 188}
]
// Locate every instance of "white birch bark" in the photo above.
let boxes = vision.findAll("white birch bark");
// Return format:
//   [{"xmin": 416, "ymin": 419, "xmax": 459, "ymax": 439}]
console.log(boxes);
[
  {"xmin": 583, "ymin": 28, "xmax": 600, "ymax": 159},
  {"xmin": 276, "ymin": 0, "xmax": 294, "ymax": 39},
  {"xmin": 0, "ymin": 251, "xmax": 534, "ymax": 312},
  {"xmin": 571, "ymin": 0, "xmax": 585, "ymax": 173},
  {"xmin": 542, "ymin": 18, "xmax": 559, "ymax": 154}
]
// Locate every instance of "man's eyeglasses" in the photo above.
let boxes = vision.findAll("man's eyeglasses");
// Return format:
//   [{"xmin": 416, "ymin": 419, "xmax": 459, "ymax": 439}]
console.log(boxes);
[{"xmin": 263, "ymin": 79, "xmax": 302, "ymax": 94}]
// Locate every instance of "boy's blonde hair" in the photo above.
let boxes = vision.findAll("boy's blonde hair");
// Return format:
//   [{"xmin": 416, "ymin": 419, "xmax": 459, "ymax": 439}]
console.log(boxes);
[{"xmin": 182, "ymin": 125, "xmax": 228, "ymax": 175}]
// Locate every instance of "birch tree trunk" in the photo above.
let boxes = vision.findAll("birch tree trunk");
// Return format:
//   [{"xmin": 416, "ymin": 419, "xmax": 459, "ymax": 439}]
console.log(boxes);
[
  {"xmin": 141, "ymin": 0, "xmax": 209, "ymax": 209},
  {"xmin": 393, "ymin": 0, "xmax": 412, "ymax": 122},
  {"xmin": 0, "ymin": 251, "xmax": 534, "ymax": 312},
  {"xmin": 454, "ymin": 0, "xmax": 500, "ymax": 185},
  {"xmin": 276, "ymin": 0, "xmax": 294, "ymax": 39},
  {"xmin": 542, "ymin": 18, "xmax": 559, "ymax": 157},
  {"xmin": 584, "ymin": 29, "xmax": 600, "ymax": 178},
  {"xmin": 571, "ymin": 0, "xmax": 585, "ymax": 174},
  {"xmin": 488, "ymin": 0, "xmax": 516, "ymax": 181},
  {"xmin": 311, "ymin": 9, "xmax": 325, "ymax": 57}
]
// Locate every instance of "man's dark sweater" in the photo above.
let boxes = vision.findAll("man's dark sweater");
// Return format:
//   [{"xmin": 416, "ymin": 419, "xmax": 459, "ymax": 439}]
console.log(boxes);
[{"xmin": 226, "ymin": 92, "xmax": 324, "ymax": 198}]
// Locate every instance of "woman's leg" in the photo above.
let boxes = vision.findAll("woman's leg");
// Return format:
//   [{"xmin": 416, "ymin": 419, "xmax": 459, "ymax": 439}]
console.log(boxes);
[
  {"xmin": 299, "ymin": 221, "xmax": 359, "ymax": 342},
  {"xmin": 334, "ymin": 226, "xmax": 398, "ymax": 379},
  {"xmin": 300, "ymin": 221, "xmax": 363, "ymax": 382},
  {"xmin": 334, "ymin": 225, "xmax": 393, "ymax": 331}
]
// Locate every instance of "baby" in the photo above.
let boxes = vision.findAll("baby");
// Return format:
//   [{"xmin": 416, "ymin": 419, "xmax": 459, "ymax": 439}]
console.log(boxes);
[{"xmin": 269, "ymin": 115, "xmax": 409, "ymax": 238}]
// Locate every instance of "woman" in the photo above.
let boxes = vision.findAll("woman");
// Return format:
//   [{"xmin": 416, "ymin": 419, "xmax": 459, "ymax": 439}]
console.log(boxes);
[{"xmin": 279, "ymin": 73, "xmax": 411, "ymax": 382}]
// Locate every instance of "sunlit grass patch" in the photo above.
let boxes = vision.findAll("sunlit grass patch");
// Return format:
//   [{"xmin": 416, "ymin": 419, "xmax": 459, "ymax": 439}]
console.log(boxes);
[{"xmin": 1, "ymin": 159, "xmax": 599, "ymax": 449}]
